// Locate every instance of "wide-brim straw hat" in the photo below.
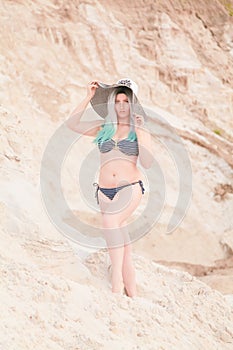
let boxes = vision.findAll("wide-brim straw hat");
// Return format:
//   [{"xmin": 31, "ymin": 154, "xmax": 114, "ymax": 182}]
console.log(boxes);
[{"xmin": 90, "ymin": 78, "xmax": 147, "ymax": 120}]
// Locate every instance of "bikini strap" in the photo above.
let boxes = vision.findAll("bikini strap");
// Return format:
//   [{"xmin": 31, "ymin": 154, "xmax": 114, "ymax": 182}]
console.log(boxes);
[
  {"xmin": 138, "ymin": 180, "xmax": 145, "ymax": 194},
  {"xmin": 93, "ymin": 183, "xmax": 100, "ymax": 204},
  {"xmin": 130, "ymin": 180, "xmax": 145, "ymax": 194}
]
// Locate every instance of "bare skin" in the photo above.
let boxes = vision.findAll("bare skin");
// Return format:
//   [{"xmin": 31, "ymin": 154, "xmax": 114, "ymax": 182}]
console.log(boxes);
[{"xmin": 66, "ymin": 81, "xmax": 153, "ymax": 297}]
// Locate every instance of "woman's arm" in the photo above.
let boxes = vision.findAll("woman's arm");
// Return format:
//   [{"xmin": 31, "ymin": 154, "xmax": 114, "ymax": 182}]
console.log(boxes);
[
  {"xmin": 135, "ymin": 115, "xmax": 154, "ymax": 169},
  {"xmin": 66, "ymin": 81, "xmax": 102, "ymax": 136}
]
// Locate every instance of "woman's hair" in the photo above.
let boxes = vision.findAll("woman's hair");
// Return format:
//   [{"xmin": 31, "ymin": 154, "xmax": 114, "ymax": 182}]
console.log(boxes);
[{"xmin": 93, "ymin": 87, "xmax": 137, "ymax": 144}]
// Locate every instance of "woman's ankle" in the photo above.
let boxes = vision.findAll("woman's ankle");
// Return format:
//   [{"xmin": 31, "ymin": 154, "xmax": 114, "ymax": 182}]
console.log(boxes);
[
  {"xmin": 123, "ymin": 285, "xmax": 137, "ymax": 298},
  {"xmin": 112, "ymin": 283, "xmax": 124, "ymax": 294}
]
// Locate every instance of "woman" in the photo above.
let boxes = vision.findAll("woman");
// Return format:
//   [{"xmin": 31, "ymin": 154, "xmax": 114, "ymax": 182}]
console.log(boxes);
[{"xmin": 66, "ymin": 79, "xmax": 153, "ymax": 297}]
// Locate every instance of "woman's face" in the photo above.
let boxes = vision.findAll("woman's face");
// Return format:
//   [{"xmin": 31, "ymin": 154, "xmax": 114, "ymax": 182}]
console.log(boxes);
[{"xmin": 114, "ymin": 93, "xmax": 130, "ymax": 119}]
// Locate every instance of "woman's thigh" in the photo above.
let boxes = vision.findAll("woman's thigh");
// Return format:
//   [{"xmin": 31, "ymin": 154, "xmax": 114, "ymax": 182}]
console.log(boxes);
[
  {"xmin": 99, "ymin": 183, "xmax": 143, "ymax": 227},
  {"xmin": 99, "ymin": 184, "xmax": 143, "ymax": 247}
]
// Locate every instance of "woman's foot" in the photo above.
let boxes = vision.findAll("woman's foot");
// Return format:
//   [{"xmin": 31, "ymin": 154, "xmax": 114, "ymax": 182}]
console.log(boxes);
[
  {"xmin": 123, "ymin": 285, "xmax": 137, "ymax": 298},
  {"xmin": 111, "ymin": 279, "xmax": 124, "ymax": 294}
]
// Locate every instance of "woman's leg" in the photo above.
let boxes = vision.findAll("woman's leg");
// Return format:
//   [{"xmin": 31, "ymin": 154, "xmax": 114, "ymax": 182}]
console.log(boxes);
[
  {"xmin": 116, "ymin": 222, "xmax": 137, "ymax": 297},
  {"xmin": 120, "ymin": 222, "xmax": 137, "ymax": 297},
  {"xmin": 108, "ymin": 246, "xmax": 125, "ymax": 293},
  {"xmin": 102, "ymin": 214, "xmax": 125, "ymax": 293},
  {"xmin": 123, "ymin": 243, "xmax": 137, "ymax": 297},
  {"xmin": 99, "ymin": 183, "xmax": 143, "ymax": 295}
]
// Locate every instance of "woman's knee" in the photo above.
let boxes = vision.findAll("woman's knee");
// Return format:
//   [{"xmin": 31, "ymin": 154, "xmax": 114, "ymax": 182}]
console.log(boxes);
[
  {"xmin": 102, "ymin": 213, "xmax": 129, "ymax": 227},
  {"xmin": 102, "ymin": 213, "xmax": 120, "ymax": 228}
]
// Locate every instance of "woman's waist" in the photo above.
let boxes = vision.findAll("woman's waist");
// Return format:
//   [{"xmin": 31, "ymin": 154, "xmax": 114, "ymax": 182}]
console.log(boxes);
[{"xmin": 98, "ymin": 168, "xmax": 142, "ymax": 188}]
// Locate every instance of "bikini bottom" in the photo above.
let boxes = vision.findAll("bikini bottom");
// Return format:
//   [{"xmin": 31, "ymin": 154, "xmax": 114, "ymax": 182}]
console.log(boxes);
[{"xmin": 93, "ymin": 180, "xmax": 145, "ymax": 205}]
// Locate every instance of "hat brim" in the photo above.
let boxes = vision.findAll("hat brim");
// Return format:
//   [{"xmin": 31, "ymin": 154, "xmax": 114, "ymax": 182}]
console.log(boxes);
[{"xmin": 90, "ymin": 83, "xmax": 147, "ymax": 120}]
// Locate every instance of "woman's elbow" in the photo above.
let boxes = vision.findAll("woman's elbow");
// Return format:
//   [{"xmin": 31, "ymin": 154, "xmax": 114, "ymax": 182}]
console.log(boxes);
[
  {"xmin": 66, "ymin": 120, "xmax": 77, "ymax": 132},
  {"xmin": 141, "ymin": 162, "xmax": 153, "ymax": 169},
  {"xmin": 139, "ymin": 156, "xmax": 154, "ymax": 169}
]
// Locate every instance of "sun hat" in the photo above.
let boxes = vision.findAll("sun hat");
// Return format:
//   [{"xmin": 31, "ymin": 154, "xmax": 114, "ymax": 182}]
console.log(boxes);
[{"xmin": 90, "ymin": 78, "xmax": 147, "ymax": 120}]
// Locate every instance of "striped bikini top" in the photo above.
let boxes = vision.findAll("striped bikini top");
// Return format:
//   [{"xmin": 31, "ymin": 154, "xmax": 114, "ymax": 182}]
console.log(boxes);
[{"xmin": 98, "ymin": 138, "xmax": 139, "ymax": 156}]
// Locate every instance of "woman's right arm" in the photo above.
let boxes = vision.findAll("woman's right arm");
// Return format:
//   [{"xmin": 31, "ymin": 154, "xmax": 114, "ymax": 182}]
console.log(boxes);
[{"xmin": 66, "ymin": 81, "xmax": 102, "ymax": 136}]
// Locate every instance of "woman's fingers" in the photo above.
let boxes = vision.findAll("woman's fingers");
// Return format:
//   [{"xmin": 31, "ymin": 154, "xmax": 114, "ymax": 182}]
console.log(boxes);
[
  {"xmin": 89, "ymin": 80, "xmax": 99, "ymax": 87},
  {"xmin": 134, "ymin": 114, "xmax": 145, "ymax": 126},
  {"xmin": 87, "ymin": 80, "xmax": 99, "ymax": 98}
]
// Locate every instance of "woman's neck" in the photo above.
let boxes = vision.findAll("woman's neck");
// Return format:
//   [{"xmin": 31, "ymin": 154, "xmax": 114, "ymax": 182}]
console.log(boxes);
[
  {"xmin": 113, "ymin": 124, "xmax": 130, "ymax": 140},
  {"xmin": 117, "ymin": 119, "xmax": 130, "ymax": 126}
]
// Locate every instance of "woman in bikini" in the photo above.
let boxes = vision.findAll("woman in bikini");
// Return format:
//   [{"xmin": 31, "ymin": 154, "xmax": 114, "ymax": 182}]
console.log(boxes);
[{"xmin": 66, "ymin": 79, "xmax": 153, "ymax": 297}]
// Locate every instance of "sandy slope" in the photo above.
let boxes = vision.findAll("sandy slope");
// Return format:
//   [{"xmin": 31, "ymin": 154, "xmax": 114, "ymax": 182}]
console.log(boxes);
[{"xmin": 1, "ymin": 0, "xmax": 233, "ymax": 348}]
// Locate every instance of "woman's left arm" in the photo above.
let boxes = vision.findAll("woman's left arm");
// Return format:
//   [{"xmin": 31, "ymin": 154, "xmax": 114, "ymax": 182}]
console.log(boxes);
[{"xmin": 135, "ymin": 115, "xmax": 154, "ymax": 169}]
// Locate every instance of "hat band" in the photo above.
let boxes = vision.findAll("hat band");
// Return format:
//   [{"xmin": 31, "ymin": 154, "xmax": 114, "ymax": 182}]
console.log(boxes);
[{"xmin": 117, "ymin": 79, "xmax": 132, "ymax": 89}]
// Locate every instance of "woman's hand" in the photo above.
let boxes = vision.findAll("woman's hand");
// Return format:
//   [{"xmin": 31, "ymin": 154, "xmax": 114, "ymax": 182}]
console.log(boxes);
[
  {"xmin": 87, "ymin": 80, "xmax": 99, "ymax": 99},
  {"xmin": 134, "ymin": 114, "xmax": 145, "ymax": 129}
]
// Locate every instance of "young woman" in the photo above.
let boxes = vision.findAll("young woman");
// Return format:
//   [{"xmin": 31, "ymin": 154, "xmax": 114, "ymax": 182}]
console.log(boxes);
[{"xmin": 66, "ymin": 79, "xmax": 153, "ymax": 297}]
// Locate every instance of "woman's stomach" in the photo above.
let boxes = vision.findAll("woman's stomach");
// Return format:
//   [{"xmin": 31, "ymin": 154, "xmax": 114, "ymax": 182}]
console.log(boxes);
[{"xmin": 98, "ymin": 156, "xmax": 142, "ymax": 187}]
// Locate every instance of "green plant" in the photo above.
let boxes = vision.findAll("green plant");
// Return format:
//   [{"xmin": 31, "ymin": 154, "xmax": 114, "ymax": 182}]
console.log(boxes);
[
  {"xmin": 213, "ymin": 129, "xmax": 221, "ymax": 136},
  {"xmin": 221, "ymin": 1, "xmax": 233, "ymax": 16}
]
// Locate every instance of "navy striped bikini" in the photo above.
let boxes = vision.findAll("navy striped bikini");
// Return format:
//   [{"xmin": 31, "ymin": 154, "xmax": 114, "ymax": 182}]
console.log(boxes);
[
  {"xmin": 93, "ymin": 180, "xmax": 145, "ymax": 204},
  {"xmin": 98, "ymin": 138, "xmax": 139, "ymax": 156},
  {"xmin": 93, "ymin": 137, "xmax": 145, "ymax": 203}
]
